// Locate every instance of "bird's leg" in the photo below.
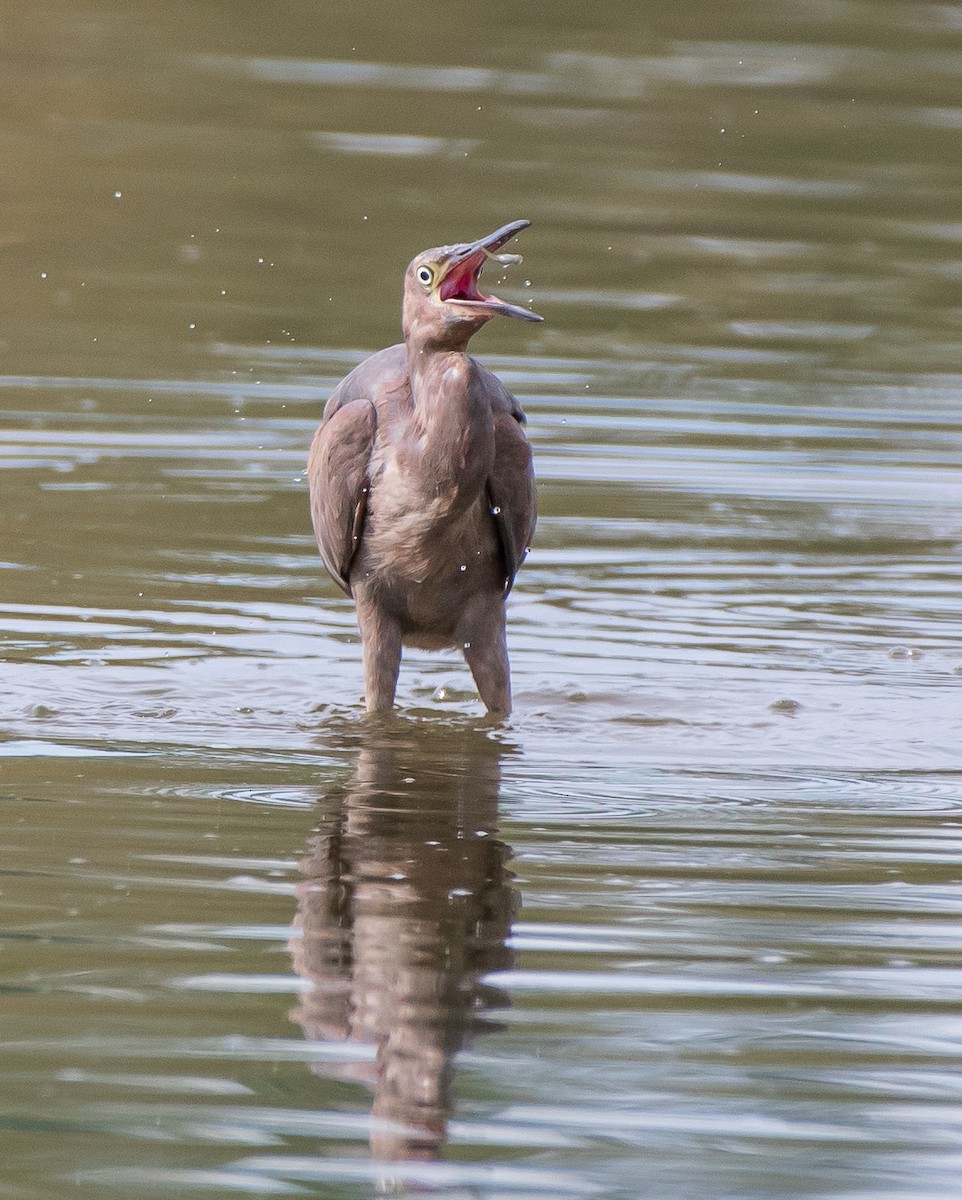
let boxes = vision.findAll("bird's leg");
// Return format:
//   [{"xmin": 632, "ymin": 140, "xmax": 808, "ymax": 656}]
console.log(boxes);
[
  {"xmin": 463, "ymin": 634, "xmax": 511, "ymax": 716},
  {"xmin": 355, "ymin": 596, "xmax": 402, "ymax": 714},
  {"xmin": 458, "ymin": 601, "xmax": 511, "ymax": 717}
]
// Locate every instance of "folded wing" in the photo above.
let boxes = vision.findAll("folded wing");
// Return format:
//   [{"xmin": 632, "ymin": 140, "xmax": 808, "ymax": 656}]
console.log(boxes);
[
  {"xmin": 487, "ymin": 406, "xmax": 537, "ymax": 595},
  {"xmin": 307, "ymin": 398, "xmax": 377, "ymax": 595}
]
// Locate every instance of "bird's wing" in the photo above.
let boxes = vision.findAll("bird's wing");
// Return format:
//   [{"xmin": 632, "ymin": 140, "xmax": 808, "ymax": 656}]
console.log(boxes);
[
  {"xmin": 307, "ymin": 397, "xmax": 377, "ymax": 595},
  {"xmin": 487, "ymin": 407, "xmax": 537, "ymax": 595}
]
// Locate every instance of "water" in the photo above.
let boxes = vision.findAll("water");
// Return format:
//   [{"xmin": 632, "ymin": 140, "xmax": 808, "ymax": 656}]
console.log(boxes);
[{"xmin": 2, "ymin": 2, "xmax": 962, "ymax": 1197}]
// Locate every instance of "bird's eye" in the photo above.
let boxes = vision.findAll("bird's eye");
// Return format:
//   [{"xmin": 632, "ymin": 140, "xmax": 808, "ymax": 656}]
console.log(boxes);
[{"xmin": 416, "ymin": 266, "xmax": 433, "ymax": 287}]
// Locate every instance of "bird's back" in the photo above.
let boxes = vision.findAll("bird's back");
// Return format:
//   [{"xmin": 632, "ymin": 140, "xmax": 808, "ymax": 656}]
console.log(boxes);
[
  {"xmin": 322, "ymin": 343, "xmax": 412, "ymax": 428},
  {"xmin": 323, "ymin": 343, "xmax": 525, "ymax": 430}
]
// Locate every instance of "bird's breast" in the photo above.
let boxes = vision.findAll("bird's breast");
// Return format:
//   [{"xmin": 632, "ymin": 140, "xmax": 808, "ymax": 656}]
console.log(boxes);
[{"xmin": 357, "ymin": 477, "xmax": 502, "ymax": 613}]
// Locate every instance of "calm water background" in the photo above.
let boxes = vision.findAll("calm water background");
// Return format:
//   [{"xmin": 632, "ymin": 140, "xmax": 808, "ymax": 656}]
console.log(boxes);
[{"xmin": 2, "ymin": 2, "xmax": 962, "ymax": 1197}]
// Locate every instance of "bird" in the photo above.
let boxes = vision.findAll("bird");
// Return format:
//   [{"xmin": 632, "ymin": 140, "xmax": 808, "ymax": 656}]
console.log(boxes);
[{"xmin": 307, "ymin": 219, "xmax": 541, "ymax": 716}]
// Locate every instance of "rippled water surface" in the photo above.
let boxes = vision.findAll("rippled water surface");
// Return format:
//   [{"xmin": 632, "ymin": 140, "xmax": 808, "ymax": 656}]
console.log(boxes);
[{"xmin": 3, "ymin": 2, "xmax": 962, "ymax": 1197}]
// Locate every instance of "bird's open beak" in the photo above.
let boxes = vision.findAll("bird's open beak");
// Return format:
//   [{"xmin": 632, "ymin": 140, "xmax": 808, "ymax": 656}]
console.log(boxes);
[{"xmin": 438, "ymin": 219, "xmax": 543, "ymax": 323}]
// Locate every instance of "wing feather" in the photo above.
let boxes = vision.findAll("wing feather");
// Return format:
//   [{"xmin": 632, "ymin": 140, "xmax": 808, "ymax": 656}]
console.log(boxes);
[
  {"xmin": 307, "ymin": 398, "xmax": 377, "ymax": 595},
  {"xmin": 487, "ymin": 408, "xmax": 536, "ymax": 595}
]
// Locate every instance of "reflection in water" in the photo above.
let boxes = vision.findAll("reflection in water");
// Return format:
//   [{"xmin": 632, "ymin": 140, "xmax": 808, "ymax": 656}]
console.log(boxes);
[{"xmin": 290, "ymin": 724, "xmax": 516, "ymax": 1166}]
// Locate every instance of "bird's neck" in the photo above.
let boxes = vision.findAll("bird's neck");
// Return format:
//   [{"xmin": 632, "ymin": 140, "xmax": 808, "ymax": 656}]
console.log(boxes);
[
  {"xmin": 403, "ymin": 344, "xmax": 494, "ymax": 504},
  {"xmin": 406, "ymin": 345, "xmax": 479, "ymax": 421},
  {"xmin": 407, "ymin": 340, "xmax": 468, "ymax": 389}
]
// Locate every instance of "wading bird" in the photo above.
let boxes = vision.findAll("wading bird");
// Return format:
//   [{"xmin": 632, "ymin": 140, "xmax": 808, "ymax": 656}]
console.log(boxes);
[{"xmin": 308, "ymin": 219, "xmax": 541, "ymax": 715}]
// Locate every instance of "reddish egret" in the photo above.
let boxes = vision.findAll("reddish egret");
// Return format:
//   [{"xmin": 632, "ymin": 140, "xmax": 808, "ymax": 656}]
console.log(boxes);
[{"xmin": 308, "ymin": 219, "xmax": 541, "ymax": 715}]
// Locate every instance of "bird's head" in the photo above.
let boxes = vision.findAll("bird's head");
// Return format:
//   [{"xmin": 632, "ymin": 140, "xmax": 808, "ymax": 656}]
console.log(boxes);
[{"xmin": 401, "ymin": 219, "xmax": 543, "ymax": 350}]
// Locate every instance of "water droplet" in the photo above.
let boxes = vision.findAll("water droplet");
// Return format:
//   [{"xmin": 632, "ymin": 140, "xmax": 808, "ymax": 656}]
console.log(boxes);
[
  {"xmin": 491, "ymin": 505, "xmax": 501, "ymax": 515},
  {"xmin": 459, "ymin": 564, "xmax": 467, "ymax": 571},
  {"xmin": 113, "ymin": 190, "xmax": 122, "ymax": 199},
  {"xmin": 523, "ymin": 279, "xmax": 531, "ymax": 287}
]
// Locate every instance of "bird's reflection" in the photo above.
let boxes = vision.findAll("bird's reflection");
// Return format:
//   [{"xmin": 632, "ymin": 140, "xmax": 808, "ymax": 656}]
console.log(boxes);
[{"xmin": 290, "ymin": 722, "xmax": 516, "ymax": 1164}]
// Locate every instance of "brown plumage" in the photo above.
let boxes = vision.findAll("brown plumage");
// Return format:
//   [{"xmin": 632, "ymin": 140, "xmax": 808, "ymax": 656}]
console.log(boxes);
[{"xmin": 308, "ymin": 219, "xmax": 541, "ymax": 715}]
